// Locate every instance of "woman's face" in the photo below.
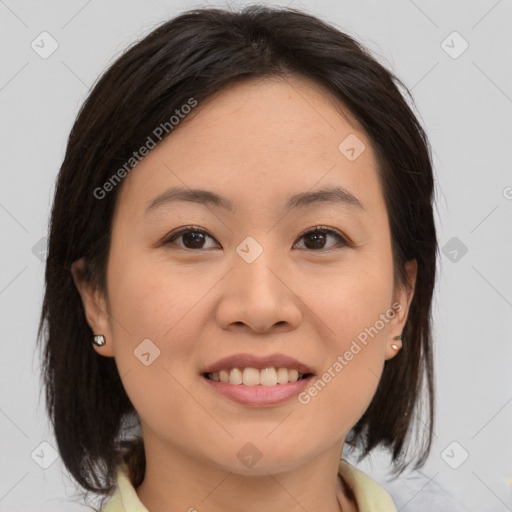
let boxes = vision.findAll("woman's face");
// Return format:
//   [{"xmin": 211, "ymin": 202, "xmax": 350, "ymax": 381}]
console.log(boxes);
[{"xmin": 73, "ymin": 74, "xmax": 416, "ymax": 475}]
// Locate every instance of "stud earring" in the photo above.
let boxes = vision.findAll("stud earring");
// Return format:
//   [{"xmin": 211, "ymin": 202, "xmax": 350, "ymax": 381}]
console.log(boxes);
[
  {"xmin": 93, "ymin": 334, "xmax": 106, "ymax": 347},
  {"xmin": 392, "ymin": 334, "xmax": 403, "ymax": 351}
]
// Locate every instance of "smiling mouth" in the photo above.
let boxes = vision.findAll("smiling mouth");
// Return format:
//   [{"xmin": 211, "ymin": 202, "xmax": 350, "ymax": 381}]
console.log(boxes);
[{"xmin": 202, "ymin": 367, "xmax": 314, "ymax": 386}]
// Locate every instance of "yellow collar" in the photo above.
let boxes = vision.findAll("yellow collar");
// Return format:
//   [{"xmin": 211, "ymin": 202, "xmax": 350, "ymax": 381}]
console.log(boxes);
[{"xmin": 102, "ymin": 458, "xmax": 397, "ymax": 512}]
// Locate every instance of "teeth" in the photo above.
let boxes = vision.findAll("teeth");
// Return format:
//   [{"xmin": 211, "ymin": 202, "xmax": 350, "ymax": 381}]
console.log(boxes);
[
  {"xmin": 259, "ymin": 367, "xmax": 277, "ymax": 386},
  {"xmin": 229, "ymin": 368, "xmax": 243, "ymax": 385},
  {"xmin": 207, "ymin": 367, "xmax": 306, "ymax": 386},
  {"xmin": 276, "ymin": 367, "xmax": 290, "ymax": 384},
  {"xmin": 243, "ymin": 367, "xmax": 260, "ymax": 386}
]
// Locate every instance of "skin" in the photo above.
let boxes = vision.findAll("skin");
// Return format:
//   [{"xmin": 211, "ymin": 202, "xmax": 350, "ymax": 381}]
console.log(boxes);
[{"xmin": 72, "ymin": 74, "xmax": 416, "ymax": 512}]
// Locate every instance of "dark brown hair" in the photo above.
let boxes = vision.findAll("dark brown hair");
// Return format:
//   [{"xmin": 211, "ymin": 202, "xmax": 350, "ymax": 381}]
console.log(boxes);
[{"xmin": 37, "ymin": 4, "xmax": 437, "ymax": 509}]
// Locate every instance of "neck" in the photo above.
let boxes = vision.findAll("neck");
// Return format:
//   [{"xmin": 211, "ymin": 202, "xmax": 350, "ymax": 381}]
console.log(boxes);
[{"xmin": 135, "ymin": 436, "xmax": 357, "ymax": 512}]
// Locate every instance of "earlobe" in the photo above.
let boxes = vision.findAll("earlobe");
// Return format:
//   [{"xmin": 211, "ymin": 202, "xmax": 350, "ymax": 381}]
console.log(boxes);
[
  {"xmin": 70, "ymin": 258, "xmax": 115, "ymax": 357},
  {"xmin": 385, "ymin": 335, "xmax": 403, "ymax": 360},
  {"xmin": 391, "ymin": 334, "xmax": 403, "ymax": 352}
]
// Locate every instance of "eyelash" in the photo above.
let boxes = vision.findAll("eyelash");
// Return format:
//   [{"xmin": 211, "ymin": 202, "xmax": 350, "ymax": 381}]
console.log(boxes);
[{"xmin": 162, "ymin": 225, "xmax": 350, "ymax": 252}]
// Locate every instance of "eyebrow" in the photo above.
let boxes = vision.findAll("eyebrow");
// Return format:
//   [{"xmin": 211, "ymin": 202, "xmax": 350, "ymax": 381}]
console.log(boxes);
[{"xmin": 144, "ymin": 185, "xmax": 364, "ymax": 216}]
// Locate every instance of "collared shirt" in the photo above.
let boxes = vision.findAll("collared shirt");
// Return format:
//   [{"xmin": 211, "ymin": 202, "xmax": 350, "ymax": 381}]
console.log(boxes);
[{"xmin": 102, "ymin": 458, "xmax": 398, "ymax": 511}]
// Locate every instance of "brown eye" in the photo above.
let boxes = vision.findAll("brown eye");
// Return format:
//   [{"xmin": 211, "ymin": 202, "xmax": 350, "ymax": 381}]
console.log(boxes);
[
  {"xmin": 164, "ymin": 226, "xmax": 219, "ymax": 250},
  {"xmin": 295, "ymin": 226, "xmax": 348, "ymax": 251},
  {"xmin": 163, "ymin": 225, "xmax": 349, "ymax": 252}
]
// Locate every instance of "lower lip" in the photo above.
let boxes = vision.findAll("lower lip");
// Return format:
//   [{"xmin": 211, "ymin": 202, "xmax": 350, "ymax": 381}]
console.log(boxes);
[{"xmin": 202, "ymin": 375, "xmax": 313, "ymax": 406}]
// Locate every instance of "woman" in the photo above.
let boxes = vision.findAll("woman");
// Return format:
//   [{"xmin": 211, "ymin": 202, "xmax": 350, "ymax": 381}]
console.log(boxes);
[{"xmin": 38, "ymin": 5, "xmax": 437, "ymax": 511}]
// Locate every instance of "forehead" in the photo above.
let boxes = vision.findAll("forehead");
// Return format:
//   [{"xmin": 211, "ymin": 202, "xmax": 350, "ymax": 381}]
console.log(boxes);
[{"xmin": 114, "ymin": 74, "xmax": 385, "ymax": 222}]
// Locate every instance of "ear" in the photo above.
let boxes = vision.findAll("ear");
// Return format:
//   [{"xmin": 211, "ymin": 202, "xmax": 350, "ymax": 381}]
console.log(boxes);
[
  {"xmin": 385, "ymin": 259, "xmax": 417, "ymax": 361},
  {"xmin": 70, "ymin": 258, "xmax": 115, "ymax": 357}
]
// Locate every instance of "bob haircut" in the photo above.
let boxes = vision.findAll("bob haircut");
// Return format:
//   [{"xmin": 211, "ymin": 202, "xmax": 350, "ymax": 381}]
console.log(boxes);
[{"xmin": 37, "ymin": 3, "xmax": 438, "ymax": 505}]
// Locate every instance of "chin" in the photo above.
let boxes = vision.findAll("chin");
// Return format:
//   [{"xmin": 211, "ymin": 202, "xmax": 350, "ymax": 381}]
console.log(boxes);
[{"xmin": 204, "ymin": 444, "xmax": 312, "ymax": 476}]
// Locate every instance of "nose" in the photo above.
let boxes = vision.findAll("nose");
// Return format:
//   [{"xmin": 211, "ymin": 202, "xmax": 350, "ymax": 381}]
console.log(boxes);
[{"xmin": 215, "ymin": 246, "xmax": 303, "ymax": 334}]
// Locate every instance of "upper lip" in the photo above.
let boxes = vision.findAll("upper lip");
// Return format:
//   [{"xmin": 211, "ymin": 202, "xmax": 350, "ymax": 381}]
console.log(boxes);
[{"xmin": 202, "ymin": 353, "xmax": 315, "ymax": 375}]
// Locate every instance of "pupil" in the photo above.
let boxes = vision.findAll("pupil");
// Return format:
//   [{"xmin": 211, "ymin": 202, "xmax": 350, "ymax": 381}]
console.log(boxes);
[
  {"xmin": 184, "ymin": 232, "xmax": 204, "ymax": 248},
  {"xmin": 306, "ymin": 232, "xmax": 326, "ymax": 249}
]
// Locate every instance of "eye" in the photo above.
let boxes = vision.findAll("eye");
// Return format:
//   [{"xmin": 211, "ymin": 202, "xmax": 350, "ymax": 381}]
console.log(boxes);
[
  {"xmin": 294, "ymin": 225, "xmax": 349, "ymax": 251},
  {"xmin": 162, "ymin": 225, "xmax": 350, "ymax": 251},
  {"xmin": 163, "ymin": 225, "xmax": 219, "ymax": 250}
]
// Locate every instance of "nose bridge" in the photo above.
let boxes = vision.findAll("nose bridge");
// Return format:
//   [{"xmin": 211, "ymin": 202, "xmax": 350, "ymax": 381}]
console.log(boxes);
[
  {"xmin": 233, "ymin": 234, "xmax": 284, "ymax": 300},
  {"xmin": 215, "ymin": 234, "xmax": 302, "ymax": 332}
]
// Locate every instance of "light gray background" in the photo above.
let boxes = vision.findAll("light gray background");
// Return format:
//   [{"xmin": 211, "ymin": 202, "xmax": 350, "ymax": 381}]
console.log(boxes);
[{"xmin": 1, "ymin": 0, "xmax": 511, "ymax": 510}]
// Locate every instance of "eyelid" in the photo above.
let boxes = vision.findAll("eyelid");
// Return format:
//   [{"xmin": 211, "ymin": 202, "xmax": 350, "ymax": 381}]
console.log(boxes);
[
  {"xmin": 162, "ymin": 225, "xmax": 216, "ymax": 245},
  {"xmin": 297, "ymin": 225, "xmax": 350, "ymax": 244},
  {"xmin": 162, "ymin": 224, "xmax": 351, "ymax": 250}
]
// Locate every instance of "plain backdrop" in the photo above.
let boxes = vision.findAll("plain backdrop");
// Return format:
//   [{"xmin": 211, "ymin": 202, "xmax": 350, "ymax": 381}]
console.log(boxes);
[{"xmin": 1, "ymin": 0, "xmax": 511, "ymax": 510}]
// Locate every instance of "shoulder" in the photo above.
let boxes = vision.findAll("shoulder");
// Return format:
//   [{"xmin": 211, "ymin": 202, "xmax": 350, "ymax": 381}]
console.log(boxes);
[{"xmin": 338, "ymin": 459, "xmax": 398, "ymax": 512}]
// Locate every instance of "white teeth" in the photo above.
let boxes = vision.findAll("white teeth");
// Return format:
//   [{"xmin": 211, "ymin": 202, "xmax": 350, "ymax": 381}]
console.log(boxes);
[
  {"xmin": 276, "ymin": 367, "xmax": 289, "ymax": 384},
  {"xmin": 207, "ymin": 367, "xmax": 307, "ymax": 386},
  {"xmin": 259, "ymin": 367, "xmax": 277, "ymax": 386},
  {"xmin": 288, "ymin": 369, "xmax": 299, "ymax": 382},
  {"xmin": 242, "ymin": 367, "xmax": 260, "ymax": 386},
  {"xmin": 229, "ymin": 368, "xmax": 243, "ymax": 385}
]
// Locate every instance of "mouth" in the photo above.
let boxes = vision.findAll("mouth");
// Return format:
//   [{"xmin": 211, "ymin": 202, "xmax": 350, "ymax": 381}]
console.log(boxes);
[
  {"xmin": 200, "ymin": 353, "xmax": 315, "ymax": 406},
  {"xmin": 202, "ymin": 367, "xmax": 314, "ymax": 386}
]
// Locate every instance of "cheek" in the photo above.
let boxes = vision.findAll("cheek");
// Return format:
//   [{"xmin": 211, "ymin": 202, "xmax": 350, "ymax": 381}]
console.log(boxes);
[
  {"xmin": 307, "ymin": 257, "xmax": 395, "ymax": 349},
  {"xmin": 105, "ymin": 251, "xmax": 208, "ymax": 381},
  {"xmin": 299, "ymin": 357, "xmax": 383, "ymax": 445},
  {"xmin": 105, "ymin": 256, "xmax": 207, "ymax": 434},
  {"xmin": 108, "ymin": 250, "xmax": 186, "ymax": 337},
  {"xmin": 298, "ymin": 273, "xmax": 391, "ymax": 433},
  {"xmin": 297, "ymin": 254, "xmax": 393, "ymax": 420}
]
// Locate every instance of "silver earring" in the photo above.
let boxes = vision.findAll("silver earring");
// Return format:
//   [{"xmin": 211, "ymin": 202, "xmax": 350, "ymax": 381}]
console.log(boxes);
[{"xmin": 93, "ymin": 334, "xmax": 106, "ymax": 347}]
